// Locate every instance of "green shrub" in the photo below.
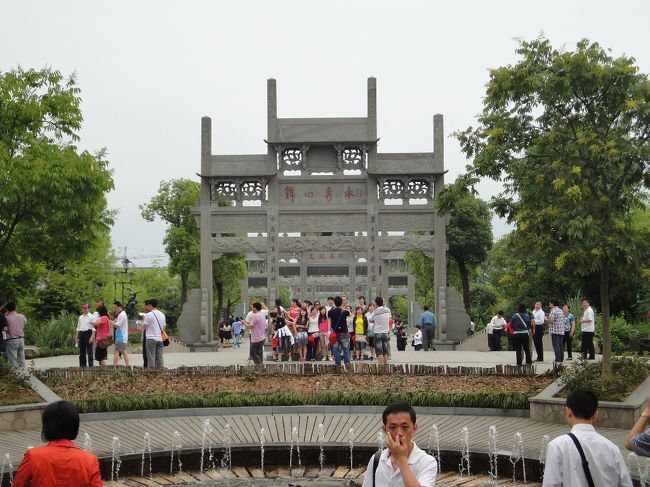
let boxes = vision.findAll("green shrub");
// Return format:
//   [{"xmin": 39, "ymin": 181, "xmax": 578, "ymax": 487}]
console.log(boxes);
[
  {"xmin": 0, "ymin": 357, "xmax": 29, "ymax": 389},
  {"xmin": 73, "ymin": 389, "xmax": 530, "ymax": 413},
  {"xmin": 558, "ymin": 354, "xmax": 650, "ymax": 401},
  {"xmin": 25, "ymin": 311, "xmax": 77, "ymax": 351}
]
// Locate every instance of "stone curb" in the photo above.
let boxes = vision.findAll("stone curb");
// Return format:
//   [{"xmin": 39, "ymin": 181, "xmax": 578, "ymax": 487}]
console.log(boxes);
[
  {"xmin": 530, "ymin": 372, "xmax": 650, "ymax": 428},
  {"xmin": 80, "ymin": 404, "xmax": 529, "ymax": 422}
]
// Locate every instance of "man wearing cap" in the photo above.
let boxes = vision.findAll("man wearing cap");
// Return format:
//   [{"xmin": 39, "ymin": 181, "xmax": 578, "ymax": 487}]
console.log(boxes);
[{"xmin": 76, "ymin": 303, "xmax": 96, "ymax": 367}]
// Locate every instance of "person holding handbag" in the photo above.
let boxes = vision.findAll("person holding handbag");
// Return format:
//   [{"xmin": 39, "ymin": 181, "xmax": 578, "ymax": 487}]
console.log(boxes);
[
  {"xmin": 90, "ymin": 306, "xmax": 111, "ymax": 367},
  {"xmin": 140, "ymin": 299, "xmax": 166, "ymax": 368}
]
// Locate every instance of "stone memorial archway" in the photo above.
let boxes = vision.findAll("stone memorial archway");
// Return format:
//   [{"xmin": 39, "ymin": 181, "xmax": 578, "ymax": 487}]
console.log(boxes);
[{"xmin": 177, "ymin": 78, "xmax": 470, "ymax": 350}]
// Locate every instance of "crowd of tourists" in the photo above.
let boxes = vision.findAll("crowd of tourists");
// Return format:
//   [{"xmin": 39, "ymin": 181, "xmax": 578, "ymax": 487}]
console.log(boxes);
[
  {"xmin": 485, "ymin": 298, "xmax": 596, "ymax": 366},
  {"xmin": 77, "ymin": 298, "xmax": 167, "ymax": 369},
  {"xmin": 238, "ymin": 295, "xmax": 401, "ymax": 366}
]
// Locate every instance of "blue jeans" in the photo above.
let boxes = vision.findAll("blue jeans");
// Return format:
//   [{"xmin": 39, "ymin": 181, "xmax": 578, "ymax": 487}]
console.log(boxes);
[
  {"xmin": 332, "ymin": 332, "xmax": 350, "ymax": 366},
  {"xmin": 551, "ymin": 333, "xmax": 564, "ymax": 363},
  {"xmin": 5, "ymin": 338, "xmax": 25, "ymax": 371},
  {"xmin": 234, "ymin": 332, "xmax": 241, "ymax": 348}
]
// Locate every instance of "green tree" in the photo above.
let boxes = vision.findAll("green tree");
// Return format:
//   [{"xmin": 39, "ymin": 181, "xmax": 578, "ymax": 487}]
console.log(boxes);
[
  {"xmin": 140, "ymin": 179, "xmax": 200, "ymax": 304},
  {"xmin": 0, "ymin": 67, "xmax": 114, "ymax": 299},
  {"xmin": 455, "ymin": 37, "xmax": 650, "ymax": 375},
  {"xmin": 213, "ymin": 253, "xmax": 246, "ymax": 320},
  {"xmin": 436, "ymin": 189, "xmax": 493, "ymax": 313}
]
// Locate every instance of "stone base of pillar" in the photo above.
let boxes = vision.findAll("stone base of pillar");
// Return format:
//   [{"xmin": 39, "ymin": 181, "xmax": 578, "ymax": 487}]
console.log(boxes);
[
  {"xmin": 440, "ymin": 286, "xmax": 472, "ymax": 342},
  {"xmin": 188, "ymin": 342, "xmax": 220, "ymax": 352},
  {"xmin": 431, "ymin": 340, "xmax": 461, "ymax": 351}
]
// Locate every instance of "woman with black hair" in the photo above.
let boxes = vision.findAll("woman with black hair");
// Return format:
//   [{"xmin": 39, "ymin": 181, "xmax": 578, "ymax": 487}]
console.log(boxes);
[
  {"xmin": 90, "ymin": 305, "xmax": 111, "ymax": 367},
  {"xmin": 13, "ymin": 401, "xmax": 101, "ymax": 486}
]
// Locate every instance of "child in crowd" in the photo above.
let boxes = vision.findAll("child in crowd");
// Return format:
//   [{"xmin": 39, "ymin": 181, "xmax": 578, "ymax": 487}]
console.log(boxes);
[{"xmin": 413, "ymin": 324, "xmax": 423, "ymax": 351}]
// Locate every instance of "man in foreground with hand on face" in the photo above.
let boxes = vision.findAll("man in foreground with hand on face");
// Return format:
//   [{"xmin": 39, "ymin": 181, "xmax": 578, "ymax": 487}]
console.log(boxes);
[{"xmin": 362, "ymin": 402, "xmax": 437, "ymax": 487}]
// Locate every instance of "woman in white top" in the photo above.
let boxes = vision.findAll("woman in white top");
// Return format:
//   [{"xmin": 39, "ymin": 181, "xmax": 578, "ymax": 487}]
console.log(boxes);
[
  {"xmin": 307, "ymin": 306, "xmax": 320, "ymax": 361},
  {"xmin": 365, "ymin": 303, "xmax": 376, "ymax": 361}
]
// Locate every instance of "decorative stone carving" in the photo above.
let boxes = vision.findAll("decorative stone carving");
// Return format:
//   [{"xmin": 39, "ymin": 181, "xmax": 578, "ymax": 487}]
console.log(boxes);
[
  {"xmin": 209, "ymin": 178, "xmax": 268, "ymax": 204},
  {"xmin": 342, "ymin": 147, "xmax": 363, "ymax": 170},
  {"xmin": 212, "ymin": 237, "xmax": 267, "ymax": 253},
  {"xmin": 379, "ymin": 179, "xmax": 405, "ymax": 199},
  {"xmin": 377, "ymin": 177, "xmax": 434, "ymax": 201},
  {"xmin": 210, "ymin": 235, "xmax": 434, "ymax": 254},
  {"xmin": 240, "ymin": 180, "xmax": 265, "ymax": 200},
  {"xmin": 212, "ymin": 180, "xmax": 237, "ymax": 200},
  {"xmin": 279, "ymin": 236, "xmax": 364, "ymax": 252},
  {"xmin": 379, "ymin": 235, "xmax": 435, "ymax": 252},
  {"xmin": 276, "ymin": 146, "xmax": 306, "ymax": 172},
  {"xmin": 406, "ymin": 179, "xmax": 431, "ymax": 198}
]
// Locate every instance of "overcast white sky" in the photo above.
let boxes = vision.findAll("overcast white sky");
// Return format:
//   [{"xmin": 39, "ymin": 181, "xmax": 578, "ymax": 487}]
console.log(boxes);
[{"xmin": 3, "ymin": 0, "xmax": 649, "ymax": 267}]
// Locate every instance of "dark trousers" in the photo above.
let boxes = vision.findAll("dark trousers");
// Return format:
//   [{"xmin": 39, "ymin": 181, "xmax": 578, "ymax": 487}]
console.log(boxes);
[
  {"xmin": 581, "ymin": 331, "xmax": 595, "ymax": 359},
  {"xmin": 251, "ymin": 339, "xmax": 265, "ymax": 364},
  {"xmin": 512, "ymin": 333, "xmax": 532, "ymax": 365},
  {"xmin": 551, "ymin": 333, "xmax": 564, "ymax": 363},
  {"xmin": 307, "ymin": 333, "xmax": 317, "ymax": 360},
  {"xmin": 492, "ymin": 329, "xmax": 502, "ymax": 351},
  {"xmin": 142, "ymin": 332, "xmax": 147, "ymax": 368},
  {"xmin": 78, "ymin": 330, "xmax": 94, "ymax": 367},
  {"xmin": 421, "ymin": 324, "xmax": 434, "ymax": 351},
  {"xmin": 564, "ymin": 332, "xmax": 573, "ymax": 358},
  {"xmin": 532, "ymin": 326, "xmax": 544, "ymax": 360}
]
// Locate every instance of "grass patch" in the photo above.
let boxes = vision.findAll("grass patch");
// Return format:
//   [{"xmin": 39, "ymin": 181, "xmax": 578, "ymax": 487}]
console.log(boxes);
[
  {"xmin": 74, "ymin": 390, "xmax": 530, "ymax": 413},
  {"xmin": 0, "ymin": 358, "xmax": 41, "ymax": 406}
]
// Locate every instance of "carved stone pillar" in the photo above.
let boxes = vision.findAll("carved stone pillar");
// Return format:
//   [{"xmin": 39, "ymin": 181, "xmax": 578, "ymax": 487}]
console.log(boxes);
[
  {"xmin": 433, "ymin": 113, "xmax": 447, "ymax": 341},
  {"xmin": 200, "ymin": 117, "xmax": 214, "ymax": 343},
  {"xmin": 367, "ymin": 205, "xmax": 380, "ymax": 300},
  {"xmin": 299, "ymin": 252, "xmax": 307, "ymax": 299},
  {"xmin": 407, "ymin": 272, "xmax": 416, "ymax": 327},
  {"xmin": 348, "ymin": 253, "xmax": 356, "ymax": 301}
]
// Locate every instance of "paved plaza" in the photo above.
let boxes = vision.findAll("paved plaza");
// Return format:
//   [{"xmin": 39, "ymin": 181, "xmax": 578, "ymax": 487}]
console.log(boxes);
[{"xmin": 30, "ymin": 344, "xmax": 569, "ymax": 373}]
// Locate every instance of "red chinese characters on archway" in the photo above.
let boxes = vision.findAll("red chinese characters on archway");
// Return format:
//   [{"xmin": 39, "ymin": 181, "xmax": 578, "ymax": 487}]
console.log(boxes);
[{"xmin": 280, "ymin": 185, "xmax": 365, "ymax": 204}]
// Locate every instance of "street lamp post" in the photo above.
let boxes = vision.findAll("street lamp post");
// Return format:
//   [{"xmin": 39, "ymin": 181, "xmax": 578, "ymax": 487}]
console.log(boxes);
[{"xmin": 114, "ymin": 251, "xmax": 133, "ymax": 305}]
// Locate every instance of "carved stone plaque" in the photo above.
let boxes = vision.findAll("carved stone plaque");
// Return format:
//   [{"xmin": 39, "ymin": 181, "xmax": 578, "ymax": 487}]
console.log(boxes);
[{"xmin": 279, "ymin": 182, "xmax": 366, "ymax": 206}]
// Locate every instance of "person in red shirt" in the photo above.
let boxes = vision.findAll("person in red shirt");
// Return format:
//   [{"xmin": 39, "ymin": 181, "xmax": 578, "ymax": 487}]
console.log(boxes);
[{"xmin": 13, "ymin": 401, "xmax": 102, "ymax": 487}]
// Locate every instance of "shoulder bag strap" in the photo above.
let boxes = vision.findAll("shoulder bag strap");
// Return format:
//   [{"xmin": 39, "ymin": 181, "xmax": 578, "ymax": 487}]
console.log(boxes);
[
  {"xmin": 516, "ymin": 313, "xmax": 528, "ymax": 328},
  {"xmin": 152, "ymin": 312, "xmax": 163, "ymax": 333},
  {"xmin": 372, "ymin": 451, "xmax": 381, "ymax": 487},
  {"xmin": 567, "ymin": 433, "xmax": 595, "ymax": 487}
]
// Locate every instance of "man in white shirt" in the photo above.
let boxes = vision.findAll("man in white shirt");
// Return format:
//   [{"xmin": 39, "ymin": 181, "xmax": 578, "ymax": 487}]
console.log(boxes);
[
  {"xmin": 372, "ymin": 297, "xmax": 392, "ymax": 366},
  {"xmin": 532, "ymin": 302, "xmax": 546, "ymax": 362},
  {"xmin": 579, "ymin": 299, "xmax": 596, "ymax": 360},
  {"xmin": 111, "ymin": 301, "xmax": 129, "ymax": 367},
  {"xmin": 362, "ymin": 402, "xmax": 437, "ymax": 487},
  {"xmin": 489, "ymin": 311, "xmax": 506, "ymax": 352},
  {"xmin": 75, "ymin": 303, "xmax": 95, "ymax": 368},
  {"xmin": 141, "ymin": 299, "xmax": 166, "ymax": 368},
  {"xmin": 543, "ymin": 390, "xmax": 632, "ymax": 487}
]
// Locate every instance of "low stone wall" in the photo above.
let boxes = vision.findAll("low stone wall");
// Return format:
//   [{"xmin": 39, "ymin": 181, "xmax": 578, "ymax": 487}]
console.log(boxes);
[
  {"xmin": 530, "ymin": 375, "xmax": 650, "ymax": 429},
  {"xmin": 0, "ymin": 375, "xmax": 60, "ymax": 432}
]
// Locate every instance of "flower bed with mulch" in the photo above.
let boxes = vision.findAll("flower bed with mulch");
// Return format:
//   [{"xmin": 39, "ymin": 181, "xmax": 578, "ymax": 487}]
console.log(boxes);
[{"xmin": 36, "ymin": 368, "xmax": 554, "ymax": 412}]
